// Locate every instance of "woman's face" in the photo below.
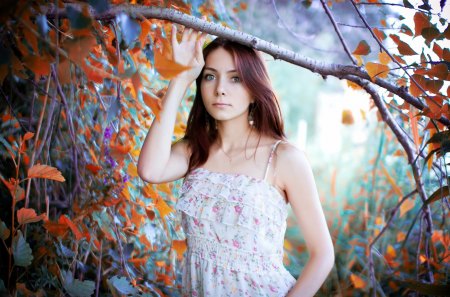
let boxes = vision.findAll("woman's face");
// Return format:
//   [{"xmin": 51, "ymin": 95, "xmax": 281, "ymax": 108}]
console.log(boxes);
[{"xmin": 200, "ymin": 47, "xmax": 254, "ymax": 123}]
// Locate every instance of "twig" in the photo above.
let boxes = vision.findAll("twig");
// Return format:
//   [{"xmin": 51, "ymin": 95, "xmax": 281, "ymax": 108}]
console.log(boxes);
[
  {"xmin": 368, "ymin": 189, "xmax": 418, "ymax": 296},
  {"xmin": 348, "ymin": 0, "xmax": 441, "ymax": 109},
  {"xmin": 95, "ymin": 239, "xmax": 103, "ymax": 297},
  {"xmin": 270, "ymin": 0, "xmax": 337, "ymax": 54},
  {"xmin": 319, "ymin": 0, "xmax": 358, "ymax": 65},
  {"xmin": 24, "ymin": 77, "xmax": 51, "ymax": 210}
]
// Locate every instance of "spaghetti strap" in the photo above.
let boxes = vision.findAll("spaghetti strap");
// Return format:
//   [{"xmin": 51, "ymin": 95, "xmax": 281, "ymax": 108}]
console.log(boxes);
[{"xmin": 263, "ymin": 140, "xmax": 283, "ymax": 181}]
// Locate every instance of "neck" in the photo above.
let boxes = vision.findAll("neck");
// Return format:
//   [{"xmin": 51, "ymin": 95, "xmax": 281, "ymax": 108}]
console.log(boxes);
[{"xmin": 216, "ymin": 119, "xmax": 254, "ymax": 150}]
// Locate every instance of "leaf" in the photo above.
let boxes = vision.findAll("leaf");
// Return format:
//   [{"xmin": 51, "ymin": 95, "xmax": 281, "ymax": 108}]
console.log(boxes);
[
  {"xmin": 400, "ymin": 198, "xmax": 415, "ymax": 217},
  {"xmin": 397, "ymin": 40, "xmax": 417, "ymax": 56},
  {"xmin": 366, "ymin": 62, "xmax": 390, "ymax": 81},
  {"xmin": 107, "ymin": 96, "xmax": 121, "ymax": 124},
  {"xmin": 63, "ymin": 34, "xmax": 97, "ymax": 64},
  {"xmin": 0, "ymin": 220, "xmax": 10, "ymax": 240},
  {"xmin": 12, "ymin": 230, "xmax": 33, "ymax": 267},
  {"xmin": 350, "ymin": 273, "xmax": 366, "ymax": 289},
  {"xmin": 425, "ymin": 186, "xmax": 449, "ymax": 205},
  {"xmin": 17, "ymin": 208, "xmax": 46, "ymax": 225},
  {"xmin": 422, "ymin": 27, "xmax": 440, "ymax": 44},
  {"xmin": 142, "ymin": 91, "xmax": 162, "ymax": 121},
  {"xmin": 378, "ymin": 51, "xmax": 390, "ymax": 65},
  {"xmin": 341, "ymin": 109, "xmax": 354, "ymax": 125},
  {"xmin": 154, "ymin": 196, "xmax": 173, "ymax": 218},
  {"xmin": 23, "ymin": 132, "xmax": 34, "ymax": 141},
  {"xmin": 172, "ymin": 239, "xmax": 187, "ymax": 258},
  {"xmin": 23, "ymin": 55, "xmax": 51, "ymax": 76},
  {"xmin": 66, "ymin": 5, "xmax": 92, "ymax": 30},
  {"xmin": 154, "ymin": 47, "xmax": 190, "ymax": 79},
  {"xmin": 86, "ymin": 164, "xmax": 102, "ymax": 175},
  {"xmin": 59, "ymin": 215, "xmax": 83, "ymax": 241},
  {"xmin": 117, "ymin": 13, "xmax": 141, "ymax": 46},
  {"xmin": 373, "ymin": 28, "xmax": 386, "ymax": 40},
  {"xmin": 61, "ymin": 270, "xmax": 95, "ymax": 297},
  {"xmin": 28, "ymin": 164, "xmax": 65, "ymax": 182},
  {"xmin": 413, "ymin": 12, "xmax": 432, "ymax": 36},
  {"xmin": 352, "ymin": 40, "xmax": 371, "ymax": 56},
  {"xmin": 43, "ymin": 219, "xmax": 69, "ymax": 238},
  {"xmin": 107, "ymin": 276, "xmax": 139, "ymax": 295}
]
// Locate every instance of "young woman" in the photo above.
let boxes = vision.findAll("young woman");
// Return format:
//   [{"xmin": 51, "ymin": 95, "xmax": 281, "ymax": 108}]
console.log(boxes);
[{"xmin": 138, "ymin": 25, "xmax": 334, "ymax": 297}]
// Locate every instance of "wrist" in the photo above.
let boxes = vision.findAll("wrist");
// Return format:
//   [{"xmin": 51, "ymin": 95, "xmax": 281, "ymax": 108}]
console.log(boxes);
[{"xmin": 170, "ymin": 77, "xmax": 194, "ymax": 89}]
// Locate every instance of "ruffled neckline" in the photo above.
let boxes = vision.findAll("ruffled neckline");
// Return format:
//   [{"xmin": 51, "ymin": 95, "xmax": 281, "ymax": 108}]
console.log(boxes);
[{"xmin": 189, "ymin": 167, "xmax": 288, "ymax": 205}]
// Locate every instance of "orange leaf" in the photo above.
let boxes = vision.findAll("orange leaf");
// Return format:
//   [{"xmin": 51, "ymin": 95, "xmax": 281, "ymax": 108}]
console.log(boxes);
[
  {"xmin": 341, "ymin": 109, "xmax": 354, "ymax": 125},
  {"xmin": 154, "ymin": 47, "xmax": 190, "ymax": 79},
  {"xmin": 131, "ymin": 70, "xmax": 142, "ymax": 94},
  {"xmin": 17, "ymin": 208, "xmax": 46, "ymax": 225},
  {"xmin": 350, "ymin": 273, "xmax": 366, "ymax": 289},
  {"xmin": 381, "ymin": 164, "xmax": 403, "ymax": 197},
  {"xmin": 28, "ymin": 164, "xmax": 65, "ymax": 182},
  {"xmin": 400, "ymin": 198, "xmax": 415, "ymax": 217},
  {"xmin": 409, "ymin": 107, "xmax": 420, "ymax": 152},
  {"xmin": 143, "ymin": 183, "xmax": 158, "ymax": 198},
  {"xmin": 397, "ymin": 41, "xmax": 417, "ymax": 56},
  {"xmin": 378, "ymin": 51, "xmax": 390, "ymax": 65},
  {"xmin": 157, "ymin": 183, "xmax": 172, "ymax": 195},
  {"xmin": 366, "ymin": 62, "xmax": 390, "ymax": 81},
  {"xmin": 373, "ymin": 28, "xmax": 386, "ymax": 41},
  {"xmin": 433, "ymin": 43, "xmax": 443, "ymax": 57},
  {"xmin": 86, "ymin": 164, "xmax": 102, "ymax": 175},
  {"xmin": 397, "ymin": 231, "xmax": 406, "ymax": 242},
  {"xmin": 172, "ymin": 239, "xmax": 187, "ymax": 258},
  {"xmin": 352, "ymin": 40, "xmax": 371, "ymax": 56},
  {"xmin": 23, "ymin": 55, "xmax": 51, "ymax": 76},
  {"xmin": 59, "ymin": 215, "xmax": 83, "ymax": 241},
  {"xmin": 426, "ymin": 63, "xmax": 448, "ymax": 80},
  {"xmin": 64, "ymin": 34, "xmax": 97, "ymax": 64},
  {"xmin": 142, "ymin": 91, "xmax": 162, "ymax": 121},
  {"xmin": 23, "ymin": 132, "xmax": 35, "ymax": 141},
  {"xmin": 413, "ymin": 12, "xmax": 432, "ymax": 36},
  {"xmin": 347, "ymin": 80, "xmax": 362, "ymax": 90},
  {"xmin": 43, "ymin": 219, "xmax": 69, "ymax": 237},
  {"xmin": 154, "ymin": 196, "xmax": 173, "ymax": 218}
]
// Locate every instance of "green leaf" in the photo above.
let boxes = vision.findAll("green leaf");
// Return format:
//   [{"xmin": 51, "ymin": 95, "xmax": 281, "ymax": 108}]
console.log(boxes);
[
  {"xmin": 61, "ymin": 270, "xmax": 95, "ymax": 297},
  {"xmin": 107, "ymin": 276, "xmax": 139, "ymax": 295},
  {"xmin": 12, "ymin": 230, "xmax": 33, "ymax": 267},
  {"xmin": 403, "ymin": 0, "xmax": 414, "ymax": 8},
  {"xmin": 425, "ymin": 186, "xmax": 449, "ymax": 205},
  {"xmin": 425, "ymin": 130, "xmax": 450, "ymax": 145},
  {"xmin": 0, "ymin": 220, "xmax": 10, "ymax": 240}
]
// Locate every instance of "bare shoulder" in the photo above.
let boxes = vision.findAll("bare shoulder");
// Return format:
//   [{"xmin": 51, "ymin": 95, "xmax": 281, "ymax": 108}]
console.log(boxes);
[{"xmin": 275, "ymin": 141, "xmax": 312, "ymax": 187}]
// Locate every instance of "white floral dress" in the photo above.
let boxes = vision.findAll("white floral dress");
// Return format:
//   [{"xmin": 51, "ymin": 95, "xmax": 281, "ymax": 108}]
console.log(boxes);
[{"xmin": 175, "ymin": 140, "xmax": 296, "ymax": 297}]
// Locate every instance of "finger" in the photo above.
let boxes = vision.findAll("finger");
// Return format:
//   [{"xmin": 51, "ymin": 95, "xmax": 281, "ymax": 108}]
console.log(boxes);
[
  {"xmin": 171, "ymin": 24, "xmax": 178, "ymax": 46},
  {"xmin": 181, "ymin": 27, "xmax": 190, "ymax": 42},
  {"xmin": 195, "ymin": 37, "xmax": 204, "ymax": 63}
]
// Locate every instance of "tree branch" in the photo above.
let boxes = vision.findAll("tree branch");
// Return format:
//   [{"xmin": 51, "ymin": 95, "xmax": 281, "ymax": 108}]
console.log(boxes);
[
  {"xmin": 42, "ymin": 4, "xmax": 450, "ymax": 128},
  {"xmin": 319, "ymin": 0, "xmax": 358, "ymax": 65}
]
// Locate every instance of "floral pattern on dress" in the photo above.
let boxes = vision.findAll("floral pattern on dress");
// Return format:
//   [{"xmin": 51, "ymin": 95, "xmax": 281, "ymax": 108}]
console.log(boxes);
[{"xmin": 175, "ymin": 167, "xmax": 296, "ymax": 297}]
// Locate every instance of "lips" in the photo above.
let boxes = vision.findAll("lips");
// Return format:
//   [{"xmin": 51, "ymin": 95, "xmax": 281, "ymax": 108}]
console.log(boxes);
[{"xmin": 212, "ymin": 103, "xmax": 231, "ymax": 107}]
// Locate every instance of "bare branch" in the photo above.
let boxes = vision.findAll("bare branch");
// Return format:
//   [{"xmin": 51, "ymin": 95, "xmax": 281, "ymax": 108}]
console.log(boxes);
[
  {"xmin": 319, "ymin": 0, "xmax": 358, "ymax": 65},
  {"xmin": 42, "ymin": 4, "xmax": 450, "ymax": 128}
]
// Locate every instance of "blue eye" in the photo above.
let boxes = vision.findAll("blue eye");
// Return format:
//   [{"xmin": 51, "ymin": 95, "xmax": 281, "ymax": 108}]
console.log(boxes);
[
  {"xmin": 203, "ymin": 74, "xmax": 215, "ymax": 81},
  {"xmin": 231, "ymin": 76, "xmax": 241, "ymax": 83}
]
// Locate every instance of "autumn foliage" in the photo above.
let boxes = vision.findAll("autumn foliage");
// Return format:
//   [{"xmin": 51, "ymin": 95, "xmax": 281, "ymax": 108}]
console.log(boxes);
[{"xmin": 0, "ymin": 0, "xmax": 448, "ymax": 296}]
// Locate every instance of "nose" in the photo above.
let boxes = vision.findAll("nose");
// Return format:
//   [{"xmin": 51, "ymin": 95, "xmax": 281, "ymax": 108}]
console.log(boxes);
[{"xmin": 215, "ymin": 79, "xmax": 226, "ymax": 96}]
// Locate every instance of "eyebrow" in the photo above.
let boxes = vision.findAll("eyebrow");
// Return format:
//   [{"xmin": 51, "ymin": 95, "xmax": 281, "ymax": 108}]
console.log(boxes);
[{"xmin": 204, "ymin": 67, "xmax": 238, "ymax": 73}]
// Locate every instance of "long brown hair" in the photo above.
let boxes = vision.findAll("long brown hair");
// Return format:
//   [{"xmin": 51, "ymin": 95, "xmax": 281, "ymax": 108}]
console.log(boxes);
[{"xmin": 183, "ymin": 38, "xmax": 286, "ymax": 173}]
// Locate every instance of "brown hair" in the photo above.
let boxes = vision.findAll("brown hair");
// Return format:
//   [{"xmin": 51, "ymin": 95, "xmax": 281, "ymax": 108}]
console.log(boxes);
[{"xmin": 182, "ymin": 38, "xmax": 286, "ymax": 173}]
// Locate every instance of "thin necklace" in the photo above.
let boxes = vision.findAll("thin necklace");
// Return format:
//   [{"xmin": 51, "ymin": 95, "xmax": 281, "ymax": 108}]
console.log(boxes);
[{"xmin": 219, "ymin": 128, "xmax": 254, "ymax": 163}]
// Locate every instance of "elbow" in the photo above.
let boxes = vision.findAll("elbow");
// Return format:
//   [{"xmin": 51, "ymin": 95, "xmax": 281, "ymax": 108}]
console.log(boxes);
[{"xmin": 137, "ymin": 161, "xmax": 159, "ymax": 184}]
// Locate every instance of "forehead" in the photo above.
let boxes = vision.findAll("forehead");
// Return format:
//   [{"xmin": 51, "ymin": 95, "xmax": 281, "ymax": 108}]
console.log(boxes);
[{"xmin": 204, "ymin": 47, "xmax": 236, "ymax": 70}]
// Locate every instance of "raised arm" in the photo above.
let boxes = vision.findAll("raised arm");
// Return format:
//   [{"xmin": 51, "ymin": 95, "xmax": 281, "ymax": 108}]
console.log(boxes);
[{"xmin": 137, "ymin": 26, "xmax": 206, "ymax": 184}]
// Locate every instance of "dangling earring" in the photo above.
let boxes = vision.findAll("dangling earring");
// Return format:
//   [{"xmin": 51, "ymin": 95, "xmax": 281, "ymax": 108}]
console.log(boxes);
[{"xmin": 248, "ymin": 103, "xmax": 255, "ymax": 126}]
